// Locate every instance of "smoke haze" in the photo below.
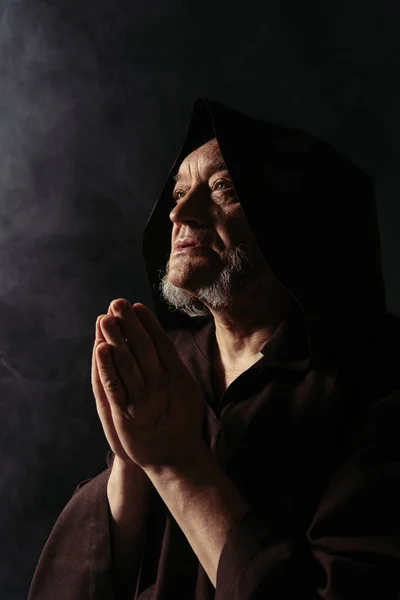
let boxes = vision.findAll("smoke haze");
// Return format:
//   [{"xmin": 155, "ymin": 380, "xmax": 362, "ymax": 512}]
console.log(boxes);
[{"xmin": 0, "ymin": 1, "xmax": 399, "ymax": 597}]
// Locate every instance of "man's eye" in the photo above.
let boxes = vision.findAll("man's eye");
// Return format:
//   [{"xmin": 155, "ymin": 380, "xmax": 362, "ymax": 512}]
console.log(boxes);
[
  {"xmin": 173, "ymin": 191, "xmax": 185, "ymax": 201},
  {"xmin": 213, "ymin": 180, "xmax": 232, "ymax": 191}
]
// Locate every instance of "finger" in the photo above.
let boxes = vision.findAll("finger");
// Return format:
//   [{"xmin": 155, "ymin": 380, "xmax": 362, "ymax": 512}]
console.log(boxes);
[
  {"xmin": 100, "ymin": 314, "xmax": 147, "ymax": 392},
  {"xmin": 109, "ymin": 299, "xmax": 165, "ymax": 383},
  {"xmin": 131, "ymin": 303, "xmax": 185, "ymax": 374},
  {"xmin": 92, "ymin": 317, "xmax": 129, "ymax": 459},
  {"xmin": 94, "ymin": 304, "xmax": 117, "ymax": 349},
  {"xmin": 96, "ymin": 341, "xmax": 132, "ymax": 418},
  {"xmin": 92, "ymin": 315, "xmax": 107, "ymax": 394}
]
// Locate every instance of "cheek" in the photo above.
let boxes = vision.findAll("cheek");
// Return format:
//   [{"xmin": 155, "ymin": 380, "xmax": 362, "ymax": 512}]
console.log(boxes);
[{"xmin": 218, "ymin": 209, "xmax": 255, "ymax": 248}]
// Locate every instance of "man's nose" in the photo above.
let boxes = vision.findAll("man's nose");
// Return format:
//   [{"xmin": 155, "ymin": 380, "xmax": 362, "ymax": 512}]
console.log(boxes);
[{"xmin": 169, "ymin": 186, "xmax": 210, "ymax": 225}]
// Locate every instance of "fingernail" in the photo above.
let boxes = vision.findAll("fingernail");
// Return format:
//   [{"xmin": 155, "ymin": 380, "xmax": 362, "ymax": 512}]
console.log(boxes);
[{"xmin": 111, "ymin": 299, "xmax": 127, "ymax": 312}]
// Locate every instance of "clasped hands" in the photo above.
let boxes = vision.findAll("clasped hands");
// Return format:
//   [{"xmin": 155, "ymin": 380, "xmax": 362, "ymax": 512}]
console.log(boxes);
[{"xmin": 91, "ymin": 299, "xmax": 206, "ymax": 474}]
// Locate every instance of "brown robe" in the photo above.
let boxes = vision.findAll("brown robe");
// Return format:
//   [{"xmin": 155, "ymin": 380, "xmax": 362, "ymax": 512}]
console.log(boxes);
[
  {"xmin": 28, "ymin": 309, "xmax": 400, "ymax": 599},
  {"xmin": 28, "ymin": 98, "xmax": 400, "ymax": 598}
]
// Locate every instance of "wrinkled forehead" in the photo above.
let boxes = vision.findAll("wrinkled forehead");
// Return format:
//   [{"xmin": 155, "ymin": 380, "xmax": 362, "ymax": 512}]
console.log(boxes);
[
  {"xmin": 175, "ymin": 137, "xmax": 229, "ymax": 180},
  {"xmin": 179, "ymin": 137, "xmax": 221, "ymax": 166}
]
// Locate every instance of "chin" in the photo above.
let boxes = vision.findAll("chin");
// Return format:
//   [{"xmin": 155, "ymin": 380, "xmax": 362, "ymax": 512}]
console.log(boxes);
[
  {"xmin": 173, "ymin": 263, "xmax": 221, "ymax": 285},
  {"xmin": 167, "ymin": 275, "xmax": 206, "ymax": 295}
]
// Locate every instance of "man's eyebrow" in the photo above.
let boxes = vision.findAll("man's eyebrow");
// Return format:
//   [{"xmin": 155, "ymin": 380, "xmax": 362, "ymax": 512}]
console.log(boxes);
[
  {"xmin": 173, "ymin": 172, "xmax": 183, "ymax": 183},
  {"xmin": 173, "ymin": 161, "xmax": 230, "ymax": 184},
  {"xmin": 210, "ymin": 161, "xmax": 230, "ymax": 175}
]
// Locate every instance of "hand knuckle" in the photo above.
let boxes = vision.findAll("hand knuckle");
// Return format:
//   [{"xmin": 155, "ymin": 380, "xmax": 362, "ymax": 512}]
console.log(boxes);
[
  {"xmin": 105, "ymin": 377, "xmax": 119, "ymax": 392},
  {"xmin": 117, "ymin": 353, "xmax": 135, "ymax": 370},
  {"xmin": 134, "ymin": 339, "xmax": 151, "ymax": 354}
]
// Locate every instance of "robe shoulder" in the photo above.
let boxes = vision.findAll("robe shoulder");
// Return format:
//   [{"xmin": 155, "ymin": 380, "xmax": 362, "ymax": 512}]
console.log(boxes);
[
  {"xmin": 215, "ymin": 389, "xmax": 400, "ymax": 600},
  {"xmin": 28, "ymin": 454, "xmax": 117, "ymax": 600}
]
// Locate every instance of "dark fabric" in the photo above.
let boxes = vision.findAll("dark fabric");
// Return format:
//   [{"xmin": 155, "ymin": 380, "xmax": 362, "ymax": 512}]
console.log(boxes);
[
  {"xmin": 142, "ymin": 98, "xmax": 386, "ymax": 370},
  {"xmin": 28, "ymin": 99, "xmax": 400, "ymax": 598},
  {"xmin": 27, "ymin": 458, "xmax": 115, "ymax": 600},
  {"xmin": 28, "ymin": 313, "xmax": 400, "ymax": 599}
]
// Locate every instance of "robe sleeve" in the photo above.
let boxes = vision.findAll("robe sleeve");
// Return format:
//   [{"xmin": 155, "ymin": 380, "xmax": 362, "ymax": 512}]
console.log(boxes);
[
  {"xmin": 215, "ymin": 391, "xmax": 400, "ymax": 600},
  {"xmin": 27, "ymin": 450, "xmax": 122, "ymax": 600}
]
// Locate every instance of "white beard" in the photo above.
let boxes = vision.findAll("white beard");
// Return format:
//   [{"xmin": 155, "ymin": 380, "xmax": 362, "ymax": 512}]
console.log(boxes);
[{"xmin": 157, "ymin": 244, "xmax": 271, "ymax": 318}]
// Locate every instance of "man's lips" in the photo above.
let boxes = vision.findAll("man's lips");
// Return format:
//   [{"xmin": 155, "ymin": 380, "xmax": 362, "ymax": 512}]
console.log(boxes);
[
  {"xmin": 173, "ymin": 244, "xmax": 210, "ymax": 252},
  {"xmin": 174, "ymin": 239, "xmax": 211, "ymax": 250}
]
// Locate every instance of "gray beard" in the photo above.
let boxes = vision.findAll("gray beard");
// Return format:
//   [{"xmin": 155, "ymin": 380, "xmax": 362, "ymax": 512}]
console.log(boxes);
[{"xmin": 157, "ymin": 244, "xmax": 270, "ymax": 318}]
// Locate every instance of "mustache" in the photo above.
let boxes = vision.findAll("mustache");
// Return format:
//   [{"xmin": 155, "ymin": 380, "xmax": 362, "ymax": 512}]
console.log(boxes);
[{"xmin": 158, "ymin": 244, "xmax": 270, "ymax": 319}]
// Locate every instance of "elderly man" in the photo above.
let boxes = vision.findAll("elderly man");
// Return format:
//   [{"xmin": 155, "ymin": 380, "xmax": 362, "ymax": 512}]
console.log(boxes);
[{"xmin": 28, "ymin": 99, "xmax": 400, "ymax": 600}]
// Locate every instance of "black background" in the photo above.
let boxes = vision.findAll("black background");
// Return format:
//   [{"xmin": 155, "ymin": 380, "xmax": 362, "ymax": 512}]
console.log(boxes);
[{"xmin": 0, "ymin": 1, "xmax": 399, "ymax": 598}]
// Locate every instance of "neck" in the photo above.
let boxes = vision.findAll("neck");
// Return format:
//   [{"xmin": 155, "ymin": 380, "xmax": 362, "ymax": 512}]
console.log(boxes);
[{"xmin": 208, "ymin": 288, "xmax": 292, "ymax": 367}]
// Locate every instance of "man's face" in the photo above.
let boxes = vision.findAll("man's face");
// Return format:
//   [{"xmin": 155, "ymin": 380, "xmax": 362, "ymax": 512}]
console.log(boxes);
[{"xmin": 168, "ymin": 138, "xmax": 264, "ymax": 294}]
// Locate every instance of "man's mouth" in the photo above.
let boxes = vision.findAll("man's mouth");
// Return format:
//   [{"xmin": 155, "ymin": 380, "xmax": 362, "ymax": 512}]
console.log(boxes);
[{"xmin": 174, "ymin": 245, "xmax": 209, "ymax": 252}]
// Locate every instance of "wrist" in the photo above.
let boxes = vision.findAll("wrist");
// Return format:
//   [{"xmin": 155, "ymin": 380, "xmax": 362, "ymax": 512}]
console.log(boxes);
[
  {"xmin": 144, "ymin": 442, "xmax": 214, "ymax": 483},
  {"xmin": 108, "ymin": 455, "xmax": 151, "ymax": 501},
  {"xmin": 111, "ymin": 454, "xmax": 145, "ymax": 476}
]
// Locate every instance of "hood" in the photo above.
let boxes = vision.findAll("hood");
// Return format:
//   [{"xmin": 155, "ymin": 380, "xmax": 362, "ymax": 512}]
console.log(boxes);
[{"xmin": 142, "ymin": 98, "xmax": 387, "ymax": 369}]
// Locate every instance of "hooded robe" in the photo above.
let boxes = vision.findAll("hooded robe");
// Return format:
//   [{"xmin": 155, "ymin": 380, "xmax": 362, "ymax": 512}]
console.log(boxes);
[{"xmin": 28, "ymin": 99, "xmax": 400, "ymax": 600}]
